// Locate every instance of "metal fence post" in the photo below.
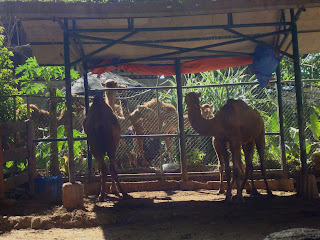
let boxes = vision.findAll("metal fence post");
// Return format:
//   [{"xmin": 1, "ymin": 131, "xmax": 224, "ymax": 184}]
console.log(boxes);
[
  {"xmin": 290, "ymin": 9, "xmax": 307, "ymax": 175},
  {"xmin": 64, "ymin": 18, "xmax": 75, "ymax": 183},
  {"xmin": 175, "ymin": 59, "xmax": 188, "ymax": 181},
  {"xmin": 276, "ymin": 65, "xmax": 287, "ymax": 178},
  {"xmin": 83, "ymin": 62, "xmax": 93, "ymax": 178}
]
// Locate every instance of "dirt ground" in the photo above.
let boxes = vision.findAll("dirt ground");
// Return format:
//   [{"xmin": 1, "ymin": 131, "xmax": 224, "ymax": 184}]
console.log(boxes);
[{"xmin": 1, "ymin": 190, "xmax": 320, "ymax": 240}]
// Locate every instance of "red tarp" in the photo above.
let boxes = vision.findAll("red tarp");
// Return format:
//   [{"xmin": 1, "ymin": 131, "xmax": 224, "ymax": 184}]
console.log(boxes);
[{"xmin": 91, "ymin": 57, "xmax": 253, "ymax": 76}]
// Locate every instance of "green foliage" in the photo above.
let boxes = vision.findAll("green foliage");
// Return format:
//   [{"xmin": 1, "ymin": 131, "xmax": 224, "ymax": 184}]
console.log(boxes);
[
  {"xmin": 186, "ymin": 148, "xmax": 205, "ymax": 164},
  {"xmin": 0, "ymin": 28, "xmax": 23, "ymax": 123},
  {"xmin": 309, "ymin": 106, "xmax": 320, "ymax": 141},
  {"xmin": 35, "ymin": 125, "xmax": 88, "ymax": 174},
  {"xmin": 281, "ymin": 53, "xmax": 320, "ymax": 82},
  {"xmin": 15, "ymin": 56, "xmax": 80, "ymax": 94}
]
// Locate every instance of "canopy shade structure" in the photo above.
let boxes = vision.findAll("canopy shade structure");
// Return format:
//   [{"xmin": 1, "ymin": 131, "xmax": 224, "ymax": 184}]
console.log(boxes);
[
  {"xmin": 1, "ymin": 0, "xmax": 320, "ymax": 71},
  {"xmin": 0, "ymin": 0, "xmax": 316, "ymax": 186}
]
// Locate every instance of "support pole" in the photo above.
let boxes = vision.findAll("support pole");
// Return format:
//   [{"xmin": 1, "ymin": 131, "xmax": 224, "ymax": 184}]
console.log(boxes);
[
  {"xmin": 175, "ymin": 59, "xmax": 188, "ymax": 181},
  {"xmin": 276, "ymin": 65, "xmax": 287, "ymax": 179},
  {"xmin": 83, "ymin": 62, "xmax": 92, "ymax": 177},
  {"xmin": 290, "ymin": 9, "xmax": 307, "ymax": 175},
  {"xmin": 63, "ymin": 18, "xmax": 75, "ymax": 183}
]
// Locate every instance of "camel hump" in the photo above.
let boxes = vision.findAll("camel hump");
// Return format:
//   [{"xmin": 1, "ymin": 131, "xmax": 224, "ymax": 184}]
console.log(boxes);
[{"xmin": 226, "ymin": 99, "xmax": 248, "ymax": 107}]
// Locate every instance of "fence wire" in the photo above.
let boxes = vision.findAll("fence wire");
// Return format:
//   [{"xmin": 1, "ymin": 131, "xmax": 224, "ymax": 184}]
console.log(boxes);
[{"xmin": 2, "ymin": 79, "xmax": 319, "ymax": 178}]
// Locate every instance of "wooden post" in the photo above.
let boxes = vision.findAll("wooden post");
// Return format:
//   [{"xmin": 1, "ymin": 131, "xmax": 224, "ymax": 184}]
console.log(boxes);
[
  {"xmin": 26, "ymin": 96, "xmax": 30, "ymax": 119},
  {"xmin": 49, "ymin": 88, "xmax": 60, "ymax": 176},
  {"xmin": 26, "ymin": 120, "xmax": 37, "ymax": 196},
  {"xmin": 0, "ymin": 136, "xmax": 4, "ymax": 200}
]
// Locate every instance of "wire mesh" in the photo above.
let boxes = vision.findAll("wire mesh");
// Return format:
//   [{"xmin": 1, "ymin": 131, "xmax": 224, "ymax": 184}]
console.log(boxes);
[{"xmin": 3, "ymin": 79, "xmax": 319, "ymax": 178}]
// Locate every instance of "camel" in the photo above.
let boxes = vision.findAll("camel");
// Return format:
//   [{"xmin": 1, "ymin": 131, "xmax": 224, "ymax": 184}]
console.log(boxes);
[
  {"xmin": 57, "ymin": 95, "xmax": 86, "ymax": 132},
  {"xmin": 101, "ymin": 79, "xmax": 136, "ymax": 167},
  {"xmin": 200, "ymin": 103, "xmax": 252, "ymax": 195},
  {"xmin": 16, "ymin": 104, "xmax": 50, "ymax": 138},
  {"xmin": 185, "ymin": 92, "xmax": 272, "ymax": 201},
  {"xmin": 83, "ymin": 94, "xmax": 130, "ymax": 201},
  {"xmin": 129, "ymin": 98, "xmax": 191, "ymax": 165}
]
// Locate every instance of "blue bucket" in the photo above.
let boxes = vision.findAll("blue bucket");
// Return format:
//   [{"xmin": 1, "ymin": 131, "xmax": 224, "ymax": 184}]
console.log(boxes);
[{"xmin": 34, "ymin": 176, "xmax": 63, "ymax": 202}]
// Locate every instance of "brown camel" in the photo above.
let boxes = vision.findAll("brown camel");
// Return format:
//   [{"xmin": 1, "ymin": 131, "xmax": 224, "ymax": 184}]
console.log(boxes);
[
  {"xmin": 101, "ymin": 79, "xmax": 136, "ymax": 167},
  {"xmin": 200, "ymin": 103, "xmax": 252, "ymax": 195},
  {"xmin": 129, "ymin": 98, "xmax": 191, "ymax": 165},
  {"xmin": 83, "ymin": 94, "xmax": 130, "ymax": 201},
  {"xmin": 185, "ymin": 92, "xmax": 272, "ymax": 201}
]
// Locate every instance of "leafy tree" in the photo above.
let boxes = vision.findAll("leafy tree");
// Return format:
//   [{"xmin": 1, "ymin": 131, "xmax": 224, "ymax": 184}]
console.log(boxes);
[
  {"xmin": 0, "ymin": 27, "xmax": 22, "ymax": 123},
  {"xmin": 281, "ymin": 53, "xmax": 320, "ymax": 82},
  {"xmin": 15, "ymin": 56, "xmax": 79, "ymax": 95}
]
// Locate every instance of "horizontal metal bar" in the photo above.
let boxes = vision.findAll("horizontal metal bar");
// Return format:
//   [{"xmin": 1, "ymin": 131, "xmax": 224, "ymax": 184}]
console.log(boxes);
[
  {"xmin": 76, "ymin": 34, "xmax": 251, "ymax": 56},
  {"xmin": 182, "ymin": 80, "xmax": 277, "ymax": 89},
  {"xmin": 224, "ymin": 27, "xmax": 293, "ymax": 58},
  {"xmin": 76, "ymin": 169, "xmax": 283, "ymax": 181},
  {"xmin": 72, "ymin": 22, "xmax": 291, "ymax": 33},
  {"xmin": 91, "ymin": 29, "xmax": 289, "ymax": 69},
  {"xmin": 186, "ymin": 132, "xmax": 279, "ymax": 137},
  {"xmin": 138, "ymin": 54, "xmax": 253, "ymax": 62},
  {"xmin": 71, "ymin": 29, "xmax": 140, "ymax": 66}
]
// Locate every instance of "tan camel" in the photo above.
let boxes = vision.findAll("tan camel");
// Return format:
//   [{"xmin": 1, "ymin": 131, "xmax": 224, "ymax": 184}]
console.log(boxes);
[
  {"xmin": 129, "ymin": 98, "xmax": 191, "ymax": 165},
  {"xmin": 185, "ymin": 92, "xmax": 272, "ymax": 201},
  {"xmin": 57, "ymin": 95, "xmax": 86, "ymax": 132},
  {"xmin": 17, "ymin": 104, "xmax": 50, "ymax": 138},
  {"xmin": 83, "ymin": 95, "xmax": 130, "ymax": 201},
  {"xmin": 102, "ymin": 79, "xmax": 136, "ymax": 167}
]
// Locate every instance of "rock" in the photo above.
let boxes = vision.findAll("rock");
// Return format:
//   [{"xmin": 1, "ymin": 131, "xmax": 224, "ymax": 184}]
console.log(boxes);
[
  {"xmin": 265, "ymin": 228, "xmax": 320, "ymax": 240},
  {"xmin": 31, "ymin": 217, "xmax": 43, "ymax": 229},
  {"xmin": 13, "ymin": 216, "xmax": 31, "ymax": 229}
]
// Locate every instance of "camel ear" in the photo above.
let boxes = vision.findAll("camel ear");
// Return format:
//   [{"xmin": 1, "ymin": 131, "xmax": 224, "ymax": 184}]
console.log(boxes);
[
  {"xmin": 210, "ymin": 104, "xmax": 215, "ymax": 112},
  {"xmin": 196, "ymin": 92, "xmax": 201, "ymax": 98}
]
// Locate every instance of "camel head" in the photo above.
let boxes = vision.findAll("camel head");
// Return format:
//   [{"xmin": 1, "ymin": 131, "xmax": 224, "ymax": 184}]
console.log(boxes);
[
  {"xmin": 101, "ymin": 79, "xmax": 127, "ymax": 89},
  {"xmin": 185, "ymin": 92, "xmax": 201, "ymax": 107},
  {"xmin": 200, "ymin": 104, "xmax": 215, "ymax": 119},
  {"xmin": 92, "ymin": 94, "xmax": 106, "ymax": 107}
]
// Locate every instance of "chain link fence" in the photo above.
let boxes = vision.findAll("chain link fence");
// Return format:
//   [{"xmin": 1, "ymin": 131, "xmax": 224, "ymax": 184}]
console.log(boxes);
[{"xmin": 2, "ymin": 79, "xmax": 320, "ymax": 179}]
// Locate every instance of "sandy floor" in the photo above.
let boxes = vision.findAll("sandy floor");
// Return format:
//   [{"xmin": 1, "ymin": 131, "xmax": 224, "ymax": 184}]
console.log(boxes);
[{"xmin": 1, "ymin": 190, "xmax": 320, "ymax": 240}]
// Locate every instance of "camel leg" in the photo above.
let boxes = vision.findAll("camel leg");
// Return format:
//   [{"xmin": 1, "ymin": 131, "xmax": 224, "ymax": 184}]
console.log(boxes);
[
  {"xmin": 229, "ymin": 141, "xmax": 243, "ymax": 201},
  {"xmin": 213, "ymin": 138, "xmax": 228, "ymax": 194},
  {"xmin": 97, "ymin": 156, "xmax": 107, "ymax": 202},
  {"xmin": 241, "ymin": 142, "xmax": 259, "ymax": 195},
  {"xmin": 122, "ymin": 139, "xmax": 135, "ymax": 167},
  {"xmin": 256, "ymin": 130, "xmax": 273, "ymax": 196},
  {"xmin": 109, "ymin": 155, "xmax": 131, "ymax": 199},
  {"xmin": 136, "ymin": 138, "xmax": 149, "ymax": 167},
  {"xmin": 163, "ymin": 137, "xmax": 174, "ymax": 162}
]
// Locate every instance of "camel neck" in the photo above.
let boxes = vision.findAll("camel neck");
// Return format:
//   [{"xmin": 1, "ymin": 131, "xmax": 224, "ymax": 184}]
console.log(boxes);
[
  {"xmin": 105, "ymin": 92, "xmax": 116, "ymax": 109},
  {"xmin": 187, "ymin": 103, "xmax": 216, "ymax": 136}
]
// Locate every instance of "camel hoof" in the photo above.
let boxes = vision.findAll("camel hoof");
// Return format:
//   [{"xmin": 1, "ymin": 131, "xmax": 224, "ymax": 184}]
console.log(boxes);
[
  {"xmin": 123, "ymin": 194, "xmax": 133, "ymax": 200},
  {"xmin": 247, "ymin": 188, "xmax": 260, "ymax": 196},
  {"xmin": 218, "ymin": 189, "xmax": 225, "ymax": 195},
  {"xmin": 232, "ymin": 195, "xmax": 245, "ymax": 203},
  {"xmin": 98, "ymin": 194, "xmax": 105, "ymax": 202},
  {"xmin": 267, "ymin": 191, "xmax": 275, "ymax": 198}
]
